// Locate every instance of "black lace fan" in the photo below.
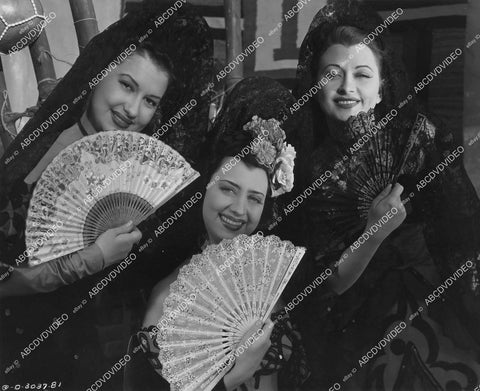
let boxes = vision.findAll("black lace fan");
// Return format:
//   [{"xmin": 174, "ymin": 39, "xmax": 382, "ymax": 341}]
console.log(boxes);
[{"xmin": 316, "ymin": 110, "xmax": 427, "ymax": 238}]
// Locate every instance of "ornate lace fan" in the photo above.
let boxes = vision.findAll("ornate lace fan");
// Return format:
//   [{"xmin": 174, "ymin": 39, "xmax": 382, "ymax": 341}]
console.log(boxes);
[
  {"xmin": 156, "ymin": 234, "xmax": 305, "ymax": 391},
  {"xmin": 317, "ymin": 110, "xmax": 427, "ymax": 238},
  {"xmin": 26, "ymin": 130, "xmax": 199, "ymax": 265}
]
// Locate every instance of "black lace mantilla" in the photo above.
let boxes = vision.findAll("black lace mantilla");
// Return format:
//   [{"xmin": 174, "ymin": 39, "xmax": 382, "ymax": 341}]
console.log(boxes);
[{"xmin": 134, "ymin": 310, "xmax": 310, "ymax": 390}]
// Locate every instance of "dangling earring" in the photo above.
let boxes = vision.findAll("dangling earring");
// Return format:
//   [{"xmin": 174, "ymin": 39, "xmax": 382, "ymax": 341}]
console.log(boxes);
[{"xmin": 377, "ymin": 80, "xmax": 384, "ymax": 104}]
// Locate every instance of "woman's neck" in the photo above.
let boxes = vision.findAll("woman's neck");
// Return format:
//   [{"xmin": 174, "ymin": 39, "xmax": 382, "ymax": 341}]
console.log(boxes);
[
  {"xmin": 325, "ymin": 117, "xmax": 355, "ymax": 145},
  {"xmin": 79, "ymin": 112, "xmax": 97, "ymax": 135}
]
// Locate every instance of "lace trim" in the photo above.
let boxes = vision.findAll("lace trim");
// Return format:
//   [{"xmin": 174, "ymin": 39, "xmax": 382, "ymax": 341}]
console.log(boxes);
[{"xmin": 137, "ymin": 310, "xmax": 310, "ymax": 389}]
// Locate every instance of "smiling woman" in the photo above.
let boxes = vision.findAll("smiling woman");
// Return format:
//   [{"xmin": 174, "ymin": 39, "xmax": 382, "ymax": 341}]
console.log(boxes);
[
  {"xmin": 25, "ymin": 43, "xmax": 173, "ymax": 183},
  {"xmin": 312, "ymin": 25, "xmax": 384, "ymax": 142},
  {"xmin": 123, "ymin": 77, "xmax": 310, "ymax": 391},
  {"xmin": 0, "ymin": 3, "xmax": 214, "ymax": 389},
  {"xmin": 87, "ymin": 42, "xmax": 173, "ymax": 133},
  {"xmin": 202, "ymin": 159, "xmax": 268, "ymax": 244},
  {"xmin": 316, "ymin": 42, "xmax": 382, "ymax": 125},
  {"xmin": 294, "ymin": 1, "xmax": 480, "ymax": 390}
]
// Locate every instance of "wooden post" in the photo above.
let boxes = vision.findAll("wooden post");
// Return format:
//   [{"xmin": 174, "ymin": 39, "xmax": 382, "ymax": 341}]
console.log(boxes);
[
  {"xmin": 464, "ymin": 0, "xmax": 480, "ymax": 196},
  {"xmin": 224, "ymin": 0, "xmax": 243, "ymax": 90},
  {"xmin": 0, "ymin": 63, "xmax": 14, "ymax": 151},
  {"xmin": 69, "ymin": 0, "xmax": 99, "ymax": 52},
  {"xmin": 29, "ymin": 31, "xmax": 57, "ymax": 103}
]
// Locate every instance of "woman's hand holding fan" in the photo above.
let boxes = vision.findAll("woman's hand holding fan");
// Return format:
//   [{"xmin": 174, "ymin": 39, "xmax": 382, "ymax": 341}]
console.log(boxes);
[
  {"xmin": 316, "ymin": 110, "xmax": 426, "ymax": 240},
  {"xmin": 155, "ymin": 234, "xmax": 305, "ymax": 391},
  {"xmin": 25, "ymin": 131, "xmax": 199, "ymax": 265},
  {"xmin": 365, "ymin": 183, "xmax": 406, "ymax": 242},
  {"xmin": 95, "ymin": 220, "xmax": 142, "ymax": 266},
  {"xmin": 222, "ymin": 319, "xmax": 275, "ymax": 390}
]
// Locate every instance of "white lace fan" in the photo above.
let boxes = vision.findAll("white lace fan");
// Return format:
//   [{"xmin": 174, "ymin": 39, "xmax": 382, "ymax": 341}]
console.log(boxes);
[
  {"xmin": 156, "ymin": 234, "xmax": 305, "ymax": 391},
  {"xmin": 26, "ymin": 130, "xmax": 199, "ymax": 265}
]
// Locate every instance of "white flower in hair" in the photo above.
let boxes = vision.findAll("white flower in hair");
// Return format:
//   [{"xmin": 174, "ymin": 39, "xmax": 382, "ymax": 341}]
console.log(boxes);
[
  {"xmin": 271, "ymin": 143, "xmax": 296, "ymax": 197},
  {"xmin": 244, "ymin": 115, "xmax": 296, "ymax": 197},
  {"xmin": 251, "ymin": 140, "xmax": 277, "ymax": 170}
]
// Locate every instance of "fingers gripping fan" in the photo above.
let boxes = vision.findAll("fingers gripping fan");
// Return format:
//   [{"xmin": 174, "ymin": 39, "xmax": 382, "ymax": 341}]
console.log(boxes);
[
  {"xmin": 26, "ymin": 131, "xmax": 199, "ymax": 265},
  {"xmin": 317, "ymin": 110, "xmax": 427, "ymax": 238},
  {"xmin": 156, "ymin": 234, "xmax": 305, "ymax": 391}
]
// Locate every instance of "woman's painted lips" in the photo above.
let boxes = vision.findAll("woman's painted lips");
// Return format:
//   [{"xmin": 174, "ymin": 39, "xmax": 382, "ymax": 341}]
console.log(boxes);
[
  {"xmin": 220, "ymin": 214, "xmax": 245, "ymax": 231},
  {"xmin": 334, "ymin": 98, "xmax": 360, "ymax": 109},
  {"xmin": 111, "ymin": 110, "xmax": 133, "ymax": 129}
]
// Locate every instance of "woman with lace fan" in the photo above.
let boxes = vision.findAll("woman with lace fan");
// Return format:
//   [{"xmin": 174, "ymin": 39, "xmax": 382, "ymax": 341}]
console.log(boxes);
[
  {"xmin": 0, "ymin": 2, "xmax": 213, "ymax": 296},
  {"xmin": 0, "ymin": 3, "xmax": 213, "ymax": 389},
  {"xmin": 294, "ymin": 1, "xmax": 480, "ymax": 390},
  {"xmin": 124, "ymin": 77, "xmax": 310, "ymax": 391}
]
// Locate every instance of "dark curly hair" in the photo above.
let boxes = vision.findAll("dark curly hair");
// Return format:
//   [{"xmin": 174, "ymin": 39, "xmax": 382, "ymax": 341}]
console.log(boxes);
[
  {"xmin": 136, "ymin": 40, "xmax": 175, "ymax": 89},
  {"xmin": 197, "ymin": 76, "xmax": 301, "ymax": 234}
]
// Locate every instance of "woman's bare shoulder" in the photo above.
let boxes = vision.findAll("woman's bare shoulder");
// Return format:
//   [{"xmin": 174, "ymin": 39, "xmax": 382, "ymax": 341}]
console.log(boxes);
[{"xmin": 142, "ymin": 267, "xmax": 182, "ymax": 327}]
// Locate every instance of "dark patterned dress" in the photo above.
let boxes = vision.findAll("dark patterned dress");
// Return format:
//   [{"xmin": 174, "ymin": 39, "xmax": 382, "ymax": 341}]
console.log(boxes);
[
  {"xmin": 124, "ymin": 310, "xmax": 310, "ymax": 391},
  {"xmin": 0, "ymin": 4, "xmax": 214, "ymax": 389},
  {"xmin": 0, "ymin": 177, "xmax": 109, "ymax": 390},
  {"xmin": 302, "ymin": 114, "xmax": 480, "ymax": 391}
]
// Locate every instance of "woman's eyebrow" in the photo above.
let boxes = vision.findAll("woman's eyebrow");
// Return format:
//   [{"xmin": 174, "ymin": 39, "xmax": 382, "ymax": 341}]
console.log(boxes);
[
  {"xmin": 248, "ymin": 189, "xmax": 265, "ymax": 197},
  {"xmin": 355, "ymin": 65, "xmax": 374, "ymax": 71},
  {"xmin": 119, "ymin": 73, "xmax": 162, "ymax": 99},
  {"xmin": 220, "ymin": 180, "xmax": 265, "ymax": 197},
  {"xmin": 147, "ymin": 93, "xmax": 162, "ymax": 100},
  {"xmin": 219, "ymin": 179, "xmax": 240, "ymax": 189},
  {"xmin": 322, "ymin": 64, "xmax": 342, "ymax": 70},
  {"xmin": 119, "ymin": 73, "xmax": 138, "ymax": 87}
]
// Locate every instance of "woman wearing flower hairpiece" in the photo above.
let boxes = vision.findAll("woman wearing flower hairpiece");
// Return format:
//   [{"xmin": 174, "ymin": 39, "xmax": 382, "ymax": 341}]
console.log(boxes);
[
  {"xmin": 123, "ymin": 77, "xmax": 310, "ymax": 391},
  {"xmin": 0, "ymin": 2, "xmax": 213, "ymax": 388},
  {"xmin": 293, "ymin": 0, "xmax": 480, "ymax": 390}
]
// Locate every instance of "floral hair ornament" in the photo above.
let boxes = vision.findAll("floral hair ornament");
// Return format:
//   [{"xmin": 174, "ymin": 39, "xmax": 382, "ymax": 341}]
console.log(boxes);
[{"xmin": 243, "ymin": 115, "xmax": 296, "ymax": 198}]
